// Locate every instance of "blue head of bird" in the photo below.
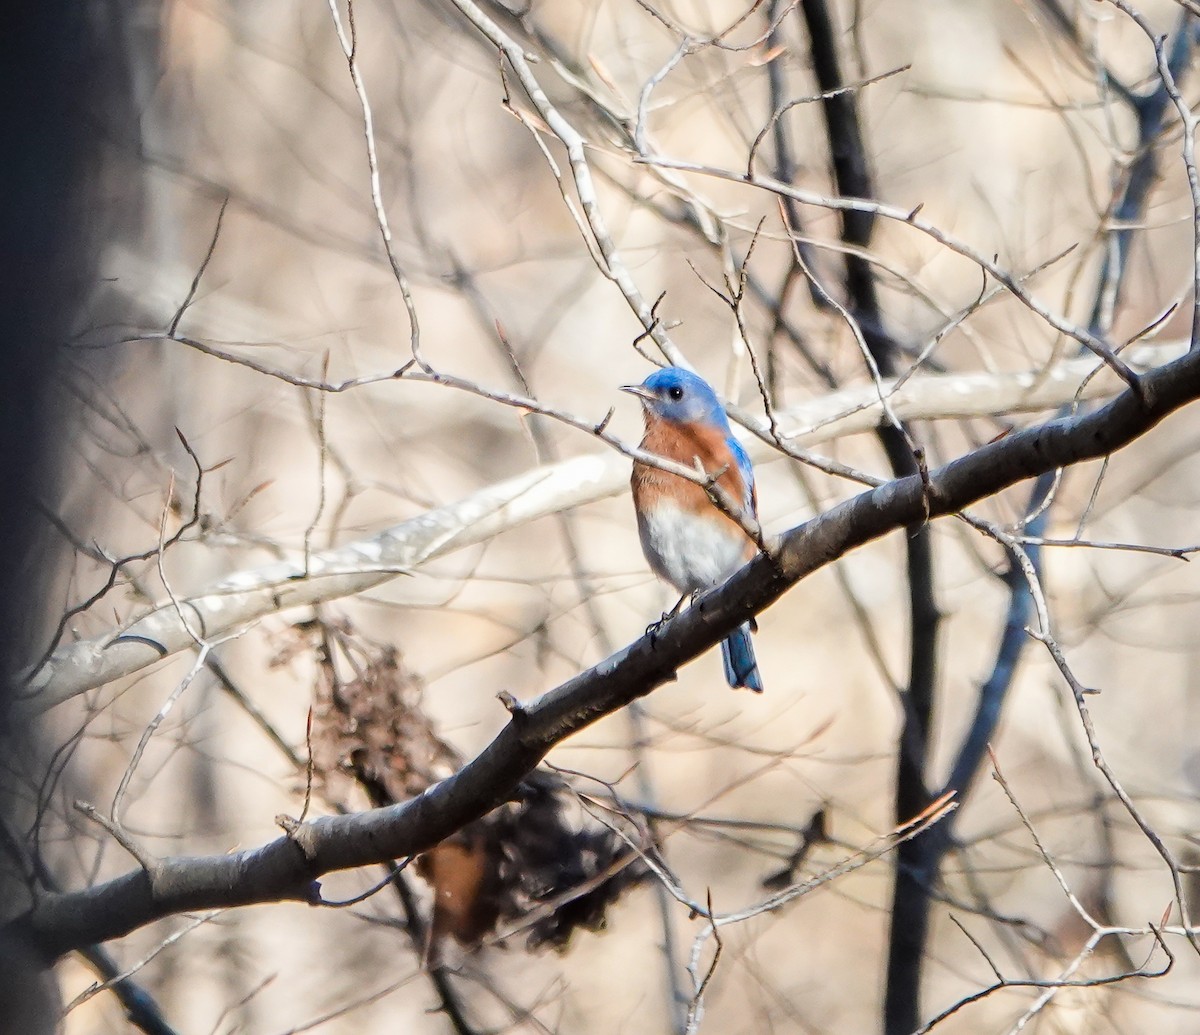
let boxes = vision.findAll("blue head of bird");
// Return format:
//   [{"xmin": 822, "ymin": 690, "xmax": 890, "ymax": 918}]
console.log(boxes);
[{"xmin": 621, "ymin": 367, "xmax": 729, "ymax": 428}]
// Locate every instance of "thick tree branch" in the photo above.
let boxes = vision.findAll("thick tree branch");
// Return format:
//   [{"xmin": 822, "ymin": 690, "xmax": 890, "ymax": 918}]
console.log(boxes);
[
  {"xmin": 10, "ymin": 341, "xmax": 1200, "ymax": 963},
  {"xmin": 20, "ymin": 346, "xmax": 1177, "ymax": 713}
]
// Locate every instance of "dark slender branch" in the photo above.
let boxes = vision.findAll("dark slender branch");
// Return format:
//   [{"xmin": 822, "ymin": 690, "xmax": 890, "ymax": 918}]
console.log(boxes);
[
  {"xmin": 75, "ymin": 944, "xmax": 181, "ymax": 1035},
  {"xmin": 26, "ymin": 427, "xmax": 207, "ymax": 677},
  {"xmin": 794, "ymin": 5, "xmax": 942, "ymax": 1028},
  {"xmin": 8, "ymin": 341, "xmax": 1200, "ymax": 962},
  {"xmin": 938, "ymin": 533, "xmax": 1043, "ymax": 813},
  {"xmin": 1087, "ymin": 8, "xmax": 1194, "ymax": 333},
  {"xmin": 884, "ymin": 500, "xmax": 1050, "ymax": 1018},
  {"xmin": 167, "ymin": 195, "xmax": 228, "ymax": 337},
  {"xmin": 800, "ymin": 0, "xmax": 883, "ymax": 341}
]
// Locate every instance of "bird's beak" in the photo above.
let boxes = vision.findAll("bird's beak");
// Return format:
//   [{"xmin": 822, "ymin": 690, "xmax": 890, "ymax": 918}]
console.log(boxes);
[{"xmin": 620, "ymin": 384, "xmax": 656, "ymax": 401}]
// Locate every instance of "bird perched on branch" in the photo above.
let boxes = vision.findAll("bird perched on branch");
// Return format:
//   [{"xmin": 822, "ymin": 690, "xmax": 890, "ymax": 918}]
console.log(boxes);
[{"xmin": 622, "ymin": 367, "xmax": 763, "ymax": 692}]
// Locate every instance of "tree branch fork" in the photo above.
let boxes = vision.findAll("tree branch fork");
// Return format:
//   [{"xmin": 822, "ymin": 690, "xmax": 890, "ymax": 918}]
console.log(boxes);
[{"xmin": 10, "ymin": 344, "xmax": 1200, "ymax": 963}]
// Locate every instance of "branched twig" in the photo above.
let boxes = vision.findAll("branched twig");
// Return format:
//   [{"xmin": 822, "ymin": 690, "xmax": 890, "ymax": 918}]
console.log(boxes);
[
  {"xmin": 447, "ymin": 0, "xmax": 687, "ymax": 364},
  {"xmin": 27, "ymin": 427, "xmax": 207, "ymax": 677},
  {"xmin": 637, "ymin": 156, "xmax": 1148, "ymax": 395},
  {"xmin": 1031, "ymin": 629, "xmax": 1200, "ymax": 957}
]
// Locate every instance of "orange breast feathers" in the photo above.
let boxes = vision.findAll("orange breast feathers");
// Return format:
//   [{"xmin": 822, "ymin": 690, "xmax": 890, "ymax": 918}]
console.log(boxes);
[{"xmin": 631, "ymin": 414, "xmax": 756, "ymax": 537}]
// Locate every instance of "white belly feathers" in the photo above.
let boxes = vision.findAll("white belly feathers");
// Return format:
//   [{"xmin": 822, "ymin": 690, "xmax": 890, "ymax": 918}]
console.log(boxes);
[{"xmin": 637, "ymin": 500, "xmax": 748, "ymax": 594}]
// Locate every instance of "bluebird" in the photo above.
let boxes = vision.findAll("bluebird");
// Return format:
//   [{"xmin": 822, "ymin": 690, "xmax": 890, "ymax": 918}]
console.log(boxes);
[{"xmin": 622, "ymin": 367, "xmax": 764, "ymax": 692}]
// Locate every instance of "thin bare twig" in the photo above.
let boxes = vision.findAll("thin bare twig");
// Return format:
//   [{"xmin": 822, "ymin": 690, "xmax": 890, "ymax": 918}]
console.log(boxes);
[{"xmin": 325, "ymin": 0, "xmax": 424, "ymax": 367}]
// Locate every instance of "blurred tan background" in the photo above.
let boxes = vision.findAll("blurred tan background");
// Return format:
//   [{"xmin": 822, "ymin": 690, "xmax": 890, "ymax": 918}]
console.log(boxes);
[{"xmin": 21, "ymin": 0, "xmax": 1200, "ymax": 1031}]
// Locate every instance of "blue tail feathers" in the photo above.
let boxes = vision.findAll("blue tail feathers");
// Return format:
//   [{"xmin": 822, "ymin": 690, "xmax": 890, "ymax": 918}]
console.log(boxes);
[{"xmin": 721, "ymin": 623, "xmax": 763, "ymax": 692}]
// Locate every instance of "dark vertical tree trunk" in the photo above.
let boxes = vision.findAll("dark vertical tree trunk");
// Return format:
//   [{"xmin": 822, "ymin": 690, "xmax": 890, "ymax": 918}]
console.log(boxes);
[{"xmin": 0, "ymin": 4, "xmax": 143, "ymax": 1031}]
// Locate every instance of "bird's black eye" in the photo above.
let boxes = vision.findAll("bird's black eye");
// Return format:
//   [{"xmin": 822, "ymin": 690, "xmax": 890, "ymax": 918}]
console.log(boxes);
[{"xmin": 667, "ymin": 385, "xmax": 684, "ymax": 401}]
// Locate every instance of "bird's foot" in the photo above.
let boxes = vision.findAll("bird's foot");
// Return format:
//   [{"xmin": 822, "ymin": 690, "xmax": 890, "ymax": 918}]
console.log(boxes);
[{"xmin": 646, "ymin": 594, "xmax": 691, "ymax": 644}]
